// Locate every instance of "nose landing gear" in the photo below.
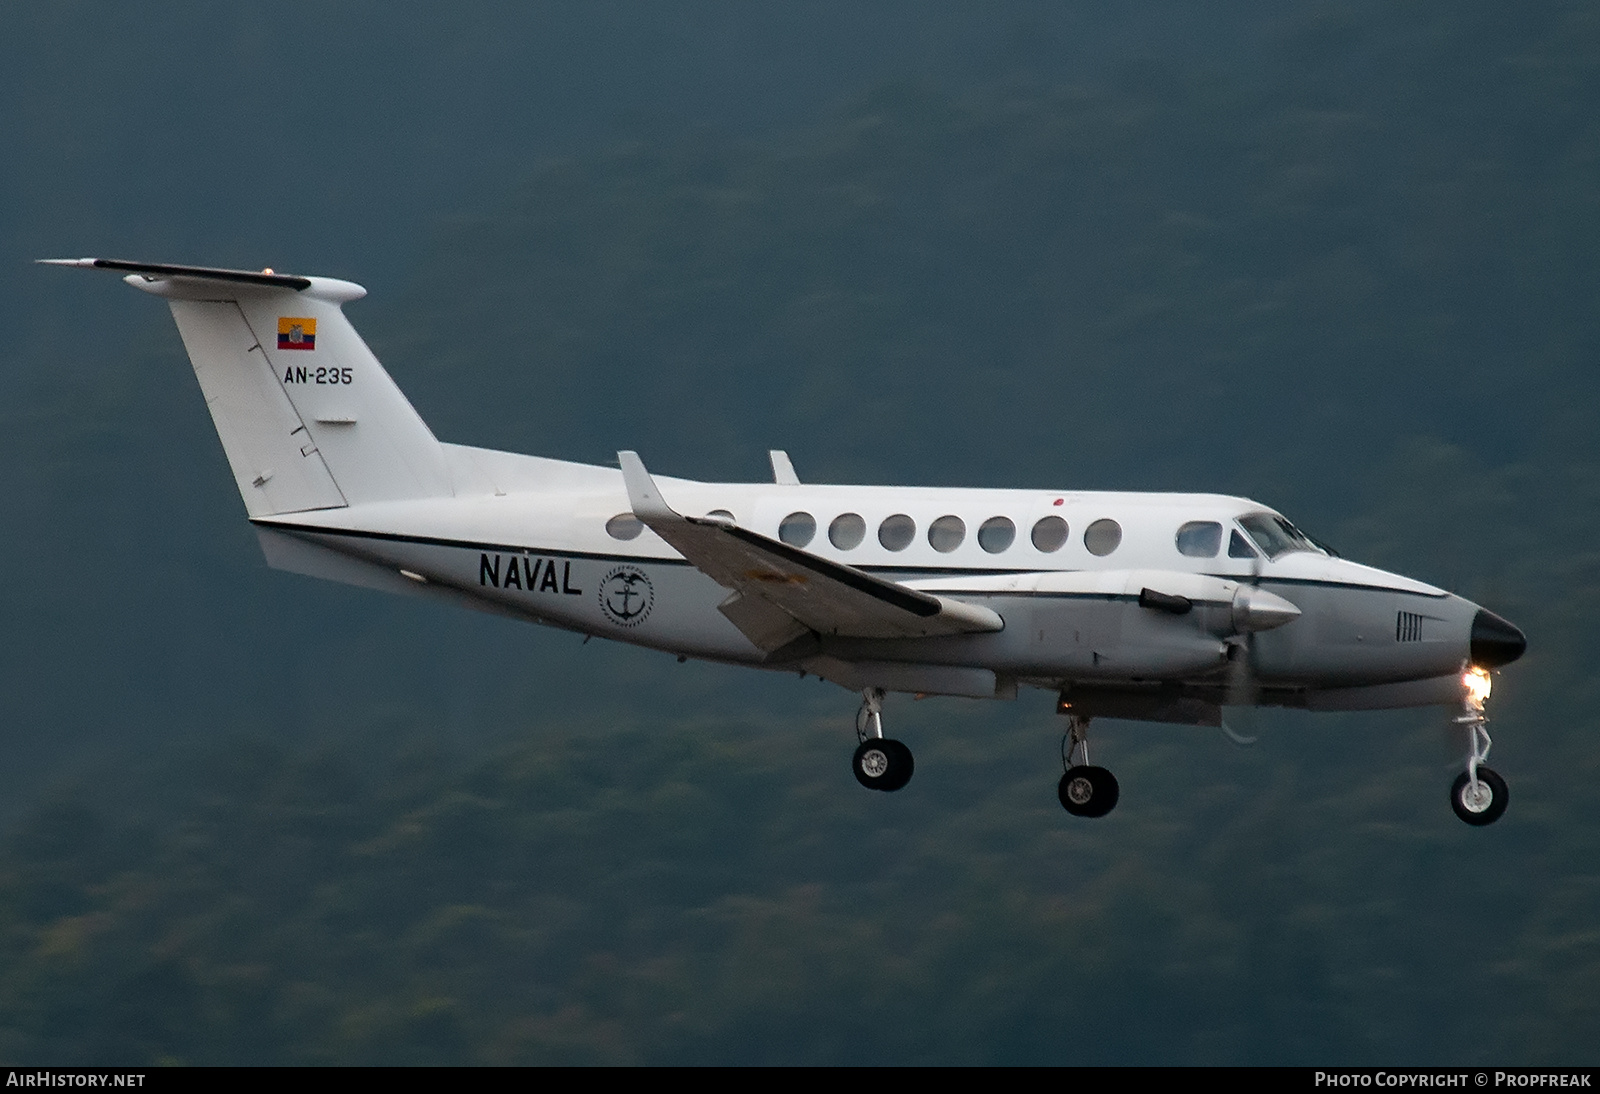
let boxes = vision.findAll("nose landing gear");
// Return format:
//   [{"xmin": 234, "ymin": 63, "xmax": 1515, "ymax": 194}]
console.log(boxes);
[
  {"xmin": 1451, "ymin": 666, "xmax": 1508, "ymax": 826},
  {"xmin": 1058, "ymin": 714, "xmax": 1119, "ymax": 818},
  {"xmin": 852, "ymin": 688, "xmax": 914, "ymax": 792}
]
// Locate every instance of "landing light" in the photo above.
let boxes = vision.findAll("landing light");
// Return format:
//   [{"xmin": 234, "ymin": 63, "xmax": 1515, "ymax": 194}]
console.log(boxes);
[{"xmin": 1462, "ymin": 666, "xmax": 1492, "ymax": 707}]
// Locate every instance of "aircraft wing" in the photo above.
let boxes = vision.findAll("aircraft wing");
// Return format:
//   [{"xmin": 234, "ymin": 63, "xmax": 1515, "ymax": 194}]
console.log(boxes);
[{"xmin": 619, "ymin": 452, "xmax": 1003, "ymax": 651}]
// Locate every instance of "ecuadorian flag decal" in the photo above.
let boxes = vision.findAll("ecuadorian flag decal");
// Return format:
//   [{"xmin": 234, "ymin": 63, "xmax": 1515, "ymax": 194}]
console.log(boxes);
[{"xmin": 277, "ymin": 317, "xmax": 316, "ymax": 350}]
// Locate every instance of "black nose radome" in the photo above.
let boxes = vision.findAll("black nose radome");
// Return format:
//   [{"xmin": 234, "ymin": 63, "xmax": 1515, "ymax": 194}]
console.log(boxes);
[{"xmin": 1471, "ymin": 609, "xmax": 1527, "ymax": 668}]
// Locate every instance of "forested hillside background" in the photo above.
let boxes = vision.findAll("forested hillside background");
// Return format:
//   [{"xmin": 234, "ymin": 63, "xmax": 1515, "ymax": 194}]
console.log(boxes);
[{"xmin": 2, "ymin": 2, "xmax": 1597, "ymax": 1063}]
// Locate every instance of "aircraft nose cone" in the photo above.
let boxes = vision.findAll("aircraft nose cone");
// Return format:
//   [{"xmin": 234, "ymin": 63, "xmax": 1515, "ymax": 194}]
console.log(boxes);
[{"xmin": 1471, "ymin": 609, "xmax": 1527, "ymax": 668}]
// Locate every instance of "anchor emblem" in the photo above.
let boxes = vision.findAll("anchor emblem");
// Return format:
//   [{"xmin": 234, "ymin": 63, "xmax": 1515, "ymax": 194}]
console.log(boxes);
[{"xmin": 599, "ymin": 566, "xmax": 654, "ymax": 626}]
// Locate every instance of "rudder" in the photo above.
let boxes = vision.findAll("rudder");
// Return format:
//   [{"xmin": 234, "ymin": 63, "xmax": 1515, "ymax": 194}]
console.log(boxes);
[{"xmin": 225, "ymin": 285, "xmax": 453, "ymax": 509}]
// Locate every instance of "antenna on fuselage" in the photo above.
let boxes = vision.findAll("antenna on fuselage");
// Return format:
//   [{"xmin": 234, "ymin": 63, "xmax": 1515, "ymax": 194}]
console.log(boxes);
[{"xmin": 769, "ymin": 450, "xmax": 800, "ymax": 485}]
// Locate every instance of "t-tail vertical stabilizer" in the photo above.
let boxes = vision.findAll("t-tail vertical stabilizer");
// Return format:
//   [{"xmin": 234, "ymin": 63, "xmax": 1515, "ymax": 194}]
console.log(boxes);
[{"xmin": 39, "ymin": 258, "xmax": 453, "ymax": 517}]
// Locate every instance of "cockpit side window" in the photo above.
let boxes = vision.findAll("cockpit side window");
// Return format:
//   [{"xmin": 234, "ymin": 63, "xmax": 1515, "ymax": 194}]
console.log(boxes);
[
  {"xmin": 1237, "ymin": 512, "xmax": 1322, "ymax": 560},
  {"xmin": 1228, "ymin": 529, "xmax": 1258, "ymax": 559},
  {"xmin": 1176, "ymin": 521, "xmax": 1223, "ymax": 558}
]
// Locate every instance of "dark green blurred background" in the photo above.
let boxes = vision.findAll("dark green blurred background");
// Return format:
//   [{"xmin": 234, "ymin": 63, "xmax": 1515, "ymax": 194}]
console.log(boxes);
[{"xmin": 2, "ymin": 2, "xmax": 1595, "ymax": 1063}]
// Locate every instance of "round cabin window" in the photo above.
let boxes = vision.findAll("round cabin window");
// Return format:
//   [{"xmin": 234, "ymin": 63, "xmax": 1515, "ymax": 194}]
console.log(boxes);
[
  {"xmin": 1031, "ymin": 515, "xmax": 1069, "ymax": 553},
  {"xmin": 1084, "ymin": 518, "xmax": 1122, "ymax": 556},
  {"xmin": 779, "ymin": 512, "xmax": 817, "ymax": 547},
  {"xmin": 928, "ymin": 515, "xmax": 965, "ymax": 553},
  {"xmin": 878, "ymin": 514, "xmax": 916, "ymax": 552},
  {"xmin": 606, "ymin": 513, "xmax": 643, "ymax": 541},
  {"xmin": 829, "ymin": 513, "xmax": 866, "ymax": 550},
  {"xmin": 978, "ymin": 516, "xmax": 1016, "ymax": 553}
]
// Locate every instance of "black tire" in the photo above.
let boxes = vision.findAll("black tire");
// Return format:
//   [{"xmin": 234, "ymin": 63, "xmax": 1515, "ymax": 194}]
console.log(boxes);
[
  {"xmin": 1058, "ymin": 765, "xmax": 1120, "ymax": 818},
  {"xmin": 1451, "ymin": 767, "xmax": 1508, "ymax": 826},
  {"xmin": 854, "ymin": 738, "xmax": 914, "ymax": 792}
]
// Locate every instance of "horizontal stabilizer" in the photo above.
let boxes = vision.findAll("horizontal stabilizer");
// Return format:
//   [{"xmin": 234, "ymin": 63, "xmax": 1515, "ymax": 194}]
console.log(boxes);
[
  {"xmin": 618, "ymin": 451, "xmax": 1004, "ymax": 647},
  {"xmin": 38, "ymin": 257, "xmax": 312, "ymax": 290},
  {"xmin": 43, "ymin": 256, "xmax": 452, "ymax": 516}
]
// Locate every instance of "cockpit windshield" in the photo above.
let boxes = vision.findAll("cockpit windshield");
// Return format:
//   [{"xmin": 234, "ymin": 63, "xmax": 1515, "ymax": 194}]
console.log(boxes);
[{"xmin": 1237, "ymin": 512, "xmax": 1326, "ymax": 560}]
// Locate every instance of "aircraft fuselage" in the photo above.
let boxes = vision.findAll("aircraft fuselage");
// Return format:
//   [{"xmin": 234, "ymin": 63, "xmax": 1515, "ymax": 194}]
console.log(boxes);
[{"xmin": 253, "ymin": 447, "xmax": 1506, "ymax": 717}]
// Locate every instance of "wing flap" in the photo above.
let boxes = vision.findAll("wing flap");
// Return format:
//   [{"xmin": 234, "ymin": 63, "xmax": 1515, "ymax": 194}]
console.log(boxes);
[
  {"xmin": 618, "ymin": 451, "xmax": 1003, "ymax": 643},
  {"xmin": 717, "ymin": 590, "xmax": 812, "ymax": 652}
]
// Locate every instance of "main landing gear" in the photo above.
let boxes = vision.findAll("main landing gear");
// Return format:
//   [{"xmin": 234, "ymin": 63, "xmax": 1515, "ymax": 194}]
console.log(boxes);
[
  {"xmin": 852, "ymin": 688, "xmax": 914, "ymax": 792},
  {"xmin": 1451, "ymin": 666, "xmax": 1508, "ymax": 826},
  {"xmin": 1058, "ymin": 714, "xmax": 1119, "ymax": 818}
]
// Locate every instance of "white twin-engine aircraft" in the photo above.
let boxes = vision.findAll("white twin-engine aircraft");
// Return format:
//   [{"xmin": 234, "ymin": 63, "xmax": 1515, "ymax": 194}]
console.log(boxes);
[{"xmin": 46, "ymin": 259, "xmax": 1528, "ymax": 825}]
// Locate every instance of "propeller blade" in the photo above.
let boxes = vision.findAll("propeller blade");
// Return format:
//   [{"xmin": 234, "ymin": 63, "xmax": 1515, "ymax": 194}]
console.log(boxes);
[
  {"xmin": 1222, "ymin": 634, "xmax": 1263, "ymax": 746},
  {"xmin": 1223, "ymin": 636, "xmax": 1259, "ymax": 708},
  {"xmin": 1220, "ymin": 718, "xmax": 1259, "ymax": 747}
]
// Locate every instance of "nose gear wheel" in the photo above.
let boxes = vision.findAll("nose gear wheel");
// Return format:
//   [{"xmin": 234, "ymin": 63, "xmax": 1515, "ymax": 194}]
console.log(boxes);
[
  {"xmin": 1451, "ymin": 665, "xmax": 1508, "ymax": 826},
  {"xmin": 1451, "ymin": 766, "xmax": 1507, "ymax": 826}
]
